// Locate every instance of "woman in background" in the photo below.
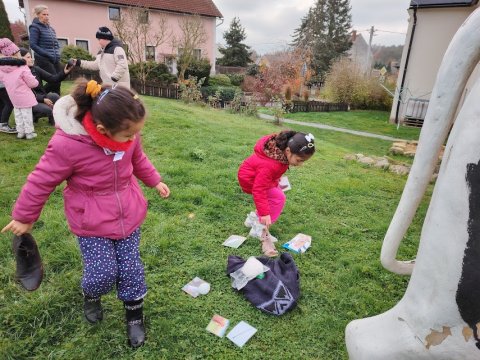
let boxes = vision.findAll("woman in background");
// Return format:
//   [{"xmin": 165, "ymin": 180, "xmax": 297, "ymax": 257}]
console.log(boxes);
[{"xmin": 29, "ymin": 4, "xmax": 62, "ymax": 95}]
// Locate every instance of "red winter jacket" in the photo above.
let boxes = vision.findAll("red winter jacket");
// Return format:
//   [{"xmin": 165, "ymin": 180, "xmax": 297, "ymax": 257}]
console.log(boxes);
[{"xmin": 238, "ymin": 135, "xmax": 289, "ymax": 216}]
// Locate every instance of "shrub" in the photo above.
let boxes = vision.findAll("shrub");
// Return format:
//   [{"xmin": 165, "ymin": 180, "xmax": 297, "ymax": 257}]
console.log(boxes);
[
  {"xmin": 226, "ymin": 73, "xmax": 244, "ymax": 86},
  {"xmin": 303, "ymin": 90, "xmax": 310, "ymax": 102},
  {"xmin": 285, "ymin": 86, "xmax": 292, "ymax": 101},
  {"xmin": 209, "ymin": 74, "xmax": 231, "ymax": 86},
  {"xmin": 201, "ymin": 85, "xmax": 237, "ymax": 102},
  {"xmin": 323, "ymin": 57, "xmax": 393, "ymax": 111},
  {"xmin": 246, "ymin": 64, "xmax": 259, "ymax": 76},
  {"xmin": 158, "ymin": 73, "xmax": 178, "ymax": 85},
  {"xmin": 61, "ymin": 45, "xmax": 94, "ymax": 64},
  {"xmin": 229, "ymin": 89, "xmax": 258, "ymax": 116},
  {"xmin": 181, "ymin": 58, "xmax": 211, "ymax": 85},
  {"xmin": 207, "ymin": 90, "xmax": 222, "ymax": 108},
  {"xmin": 179, "ymin": 76, "xmax": 204, "ymax": 104},
  {"xmin": 129, "ymin": 62, "xmax": 172, "ymax": 83}
]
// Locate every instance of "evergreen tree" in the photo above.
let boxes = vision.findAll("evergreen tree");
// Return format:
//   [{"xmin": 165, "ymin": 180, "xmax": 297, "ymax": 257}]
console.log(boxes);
[
  {"xmin": 218, "ymin": 17, "xmax": 252, "ymax": 67},
  {"xmin": 0, "ymin": 1, "xmax": 13, "ymax": 41},
  {"xmin": 292, "ymin": 0, "xmax": 352, "ymax": 84}
]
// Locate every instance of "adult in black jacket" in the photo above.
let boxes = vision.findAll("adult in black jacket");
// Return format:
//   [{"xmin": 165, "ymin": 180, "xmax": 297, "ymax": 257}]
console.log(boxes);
[{"xmin": 20, "ymin": 48, "xmax": 72, "ymax": 125}]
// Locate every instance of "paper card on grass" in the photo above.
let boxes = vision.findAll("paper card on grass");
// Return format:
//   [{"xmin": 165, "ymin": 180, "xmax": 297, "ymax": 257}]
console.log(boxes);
[
  {"xmin": 182, "ymin": 277, "xmax": 210, "ymax": 298},
  {"xmin": 223, "ymin": 235, "xmax": 247, "ymax": 249},
  {"xmin": 279, "ymin": 175, "xmax": 291, "ymax": 192},
  {"xmin": 227, "ymin": 321, "xmax": 257, "ymax": 348},
  {"xmin": 206, "ymin": 314, "xmax": 230, "ymax": 337},
  {"xmin": 282, "ymin": 233, "xmax": 312, "ymax": 253}
]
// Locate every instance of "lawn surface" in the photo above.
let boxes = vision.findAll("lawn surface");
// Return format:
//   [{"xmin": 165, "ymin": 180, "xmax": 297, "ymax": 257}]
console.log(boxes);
[
  {"xmin": 0, "ymin": 89, "xmax": 431, "ymax": 359},
  {"xmin": 259, "ymin": 107, "xmax": 422, "ymax": 141}
]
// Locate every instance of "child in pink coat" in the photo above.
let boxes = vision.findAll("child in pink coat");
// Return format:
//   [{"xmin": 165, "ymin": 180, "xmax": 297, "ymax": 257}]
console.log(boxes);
[
  {"xmin": 0, "ymin": 38, "xmax": 38, "ymax": 139},
  {"xmin": 2, "ymin": 79, "xmax": 170, "ymax": 348},
  {"xmin": 238, "ymin": 131, "xmax": 315, "ymax": 256}
]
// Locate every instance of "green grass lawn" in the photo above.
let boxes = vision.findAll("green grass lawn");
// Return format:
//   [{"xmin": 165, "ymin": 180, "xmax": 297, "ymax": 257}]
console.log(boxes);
[
  {"xmin": 0, "ymin": 90, "xmax": 431, "ymax": 359},
  {"xmin": 259, "ymin": 107, "xmax": 422, "ymax": 141}
]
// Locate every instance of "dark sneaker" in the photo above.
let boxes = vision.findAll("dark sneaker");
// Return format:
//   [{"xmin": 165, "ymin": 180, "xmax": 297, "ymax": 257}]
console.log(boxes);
[{"xmin": 0, "ymin": 123, "xmax": 17, "ymax": 134}]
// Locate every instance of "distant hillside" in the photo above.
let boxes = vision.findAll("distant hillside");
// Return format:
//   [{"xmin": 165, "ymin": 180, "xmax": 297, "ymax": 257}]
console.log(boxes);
[{"xmin": 372, "ymin": 45, "xmax": 403, "ymax": 69}]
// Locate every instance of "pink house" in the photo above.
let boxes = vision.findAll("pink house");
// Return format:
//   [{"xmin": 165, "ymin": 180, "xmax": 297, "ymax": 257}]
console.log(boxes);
[{"xmin": 19, "ymin": 0, "xmax": 223, "ymax": 74}]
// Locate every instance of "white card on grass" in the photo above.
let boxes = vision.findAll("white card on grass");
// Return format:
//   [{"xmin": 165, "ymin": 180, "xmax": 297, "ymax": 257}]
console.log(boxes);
[
  {"xmin": 223, "ymin": 235, "xmax": 247, "ymax": 249},
  {"xmin": 227, "ymin": 321, "xmax": 257, "ymax": 348}
]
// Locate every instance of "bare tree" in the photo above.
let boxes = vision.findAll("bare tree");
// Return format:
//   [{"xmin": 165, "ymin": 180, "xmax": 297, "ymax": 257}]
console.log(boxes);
[
  {"xmin": 171, "ymin": 14, "xmax": 207, "ymax": 81},
  {"xmin": 112, "ymin": 6, "xmax": 171, "ymax": 84}
]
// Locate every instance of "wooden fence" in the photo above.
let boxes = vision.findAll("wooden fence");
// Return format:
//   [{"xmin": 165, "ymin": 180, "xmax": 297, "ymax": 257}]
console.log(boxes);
[
  {"xmin": 68, "ymin": 70, "xmax": 179, "ymax": 99},
  {"xmin": 131, "ymin": 80, "xmax": 179, "ymax": 99},
  {"xmin": 290, "ymin": 100, "xmax": 348, "ymax": 113}
]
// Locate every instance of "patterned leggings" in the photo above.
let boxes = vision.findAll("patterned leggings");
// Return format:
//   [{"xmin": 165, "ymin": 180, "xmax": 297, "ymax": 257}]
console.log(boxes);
[{"xmin": 77, "ymin": 228, "xmax": 147, "ymax": 302}]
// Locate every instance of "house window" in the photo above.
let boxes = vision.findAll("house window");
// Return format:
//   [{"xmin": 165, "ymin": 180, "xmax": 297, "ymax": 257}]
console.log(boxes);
[
  {"xmin": 178, "ymin": 48, "xmax": 202, "ymax": 61},
  {"xmin": 164, "ymin": 55, "xmax": 175, "ymax": 73},
  {"xmin": 193, "ymin": 49, "xmax": 202, "ymax": 60},
  {"xmin": 57, "ymin": 38, "xmax": 68, "ymax": 50},
  {"xmin": 109, "ymin": 6, "xmax": 120, "ymax": 20},
  {"xmin": 138, "ymin": 10, "xmax": 149, "ymax": 24},
  {"xmin": 76, "ymin": 40, "xmax": 89, "ymax": 52},
  {"xmin": 145, "ymin": 46, "xmax": 155, "ymax": 61}
]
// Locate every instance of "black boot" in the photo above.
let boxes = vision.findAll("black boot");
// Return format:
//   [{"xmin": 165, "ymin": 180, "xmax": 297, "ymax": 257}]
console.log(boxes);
[
  {"xmin": 12, "ymin": 234, "xmax": 43, "ymax": 291},
  {"xmin": 125, "ymin": 299, "xmax": 145, "ymax": 348},
  {"xmin": 83, "ymin": 295, "xmax": 103, "ymax": 323}
]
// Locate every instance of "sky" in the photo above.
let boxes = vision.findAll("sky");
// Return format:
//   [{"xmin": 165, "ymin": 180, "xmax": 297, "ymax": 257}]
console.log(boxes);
[
  {"xmin": 3, "ymin": 0, "xmax": 412, "ymax": 54},
  {"xmin": 213, "ymin": 0, "xmax": 412, "ymax": 54}
]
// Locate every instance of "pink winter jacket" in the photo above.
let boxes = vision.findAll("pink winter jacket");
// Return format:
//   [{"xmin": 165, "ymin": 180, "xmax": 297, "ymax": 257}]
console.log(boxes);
[
  {"xmin": 238, "ymin": 135, "xmax": 289, "ymax": 216},
  {"xmin": 0, "ymin": 59, "xmax": 38, "ymax": 108},
  {"xmin": 12, "ymin": 95, "xmax": 162, "ymax": 239}
]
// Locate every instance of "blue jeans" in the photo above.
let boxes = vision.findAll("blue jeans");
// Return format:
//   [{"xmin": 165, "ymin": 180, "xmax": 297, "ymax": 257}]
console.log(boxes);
[{"xmin": 77, "ymin": 228, "xmax": 147, "ymax": 301}]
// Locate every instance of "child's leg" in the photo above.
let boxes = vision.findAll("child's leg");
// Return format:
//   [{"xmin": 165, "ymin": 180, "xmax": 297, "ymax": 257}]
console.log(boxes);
[
  {"xmin": 113, "ymin": 228, "xmax": 146, "ymax": 348},
  {"xmin": 257, "ymin": 187, "xmax": 286, "ymax": 257},
  {"xmin": 114, "ymin": 228, "xmax": 147, "ymax": 301},
  {"xmin": 77, "ymin": 236, "xmax": 118, "ymax": 297},
  {"xmin": 22, "ymin": 107, "xmax": 35, "ymax": 137},
  {"xmin": 266, "ymin": 186, "xmax": 286, "ymax": 224},
  {"xmin": 78, "ymin": 235, "xmax": 118, "ymax": 323},
  {"xmin": 13, "ymin": 108, "xmax": 25, "ymax": 136}
]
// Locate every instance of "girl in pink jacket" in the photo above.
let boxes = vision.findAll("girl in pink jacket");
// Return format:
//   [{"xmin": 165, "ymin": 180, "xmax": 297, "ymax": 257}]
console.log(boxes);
[
  {"xmin": 238, "ymin": 131, "xmax": 315, "ymax": 256},
  {"xmin": 0, "ymin": 38, "xmax": 39, "ymax": 139},
  {"xmin": 2, "ymin": 79, "xmax": 170, "ymax": 348}
]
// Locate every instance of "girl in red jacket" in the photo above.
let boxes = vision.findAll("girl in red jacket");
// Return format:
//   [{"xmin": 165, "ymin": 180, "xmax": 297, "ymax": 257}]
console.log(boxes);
[
  {"xmin": 2, "ymin": 79, "xmax": 170, "ymax": 348},
  {"xmin": 238, "ymin": 130, "xmax": 315, "ymax": 256}
]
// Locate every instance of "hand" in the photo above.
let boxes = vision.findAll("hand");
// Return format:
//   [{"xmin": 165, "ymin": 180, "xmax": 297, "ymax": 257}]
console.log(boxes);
[
  {"xmin": 44, "ymin": 98, "xmax": 53, "ymax": 107},
  {"xmin": 63, "ymin": 64, "xmax": 73, "ymax": 74},
  {"xmin": 1, "ymin": 220, "xmax": 34, "ymax": 236},
  {"xmin": 259, "ymin": 215, "xmax": 272, "ymax": 228},
  {"xmin": 155, "ymin": 182, "xmax": 170, "ymax": 198}
]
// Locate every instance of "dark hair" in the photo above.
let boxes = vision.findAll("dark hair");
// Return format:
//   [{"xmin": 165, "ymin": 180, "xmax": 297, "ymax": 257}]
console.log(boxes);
[
  {"xmin": 19, "ymin": 47, "xmax": 30, "ymax": 57},
  {"xmin": 275, "ymin": 130, "xmax": 316, "ymax": 157},
  {"xmin": 71, "ymin": 79, "xmax": 145, "ymax": 134}
]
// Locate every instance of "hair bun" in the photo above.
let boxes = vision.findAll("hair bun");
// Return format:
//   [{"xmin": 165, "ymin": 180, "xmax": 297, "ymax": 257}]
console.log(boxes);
[{"xmin": 85, "ymin": 80, "xmax": 102, "ymax": 99}]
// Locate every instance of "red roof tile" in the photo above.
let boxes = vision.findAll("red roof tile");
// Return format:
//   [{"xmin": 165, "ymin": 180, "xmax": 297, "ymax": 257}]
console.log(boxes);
[{"xmin": 87, "ymin": 0, "xmax": 223, "ymax": 18}]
